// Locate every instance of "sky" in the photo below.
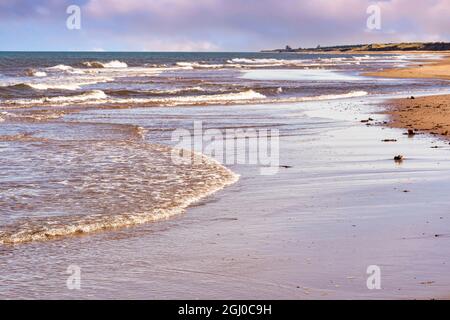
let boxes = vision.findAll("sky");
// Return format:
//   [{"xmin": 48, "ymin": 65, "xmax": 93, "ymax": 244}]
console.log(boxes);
[{"xmin": 0, "ymin": 0, "xmax": 449, "ymax": 51}]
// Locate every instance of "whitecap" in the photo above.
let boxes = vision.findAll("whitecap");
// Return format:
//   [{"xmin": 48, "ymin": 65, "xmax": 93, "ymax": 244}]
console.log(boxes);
[
  {"xmin": 3, "ymin": 90, "xmax": 108, "ymax": 105},
  {"xmin": 48, "ymin": 64, "xmax": 73, "ymax": 71},
  {"xmin": 103, "ymin": 60, "xmax": 128, "ymax": 68}
]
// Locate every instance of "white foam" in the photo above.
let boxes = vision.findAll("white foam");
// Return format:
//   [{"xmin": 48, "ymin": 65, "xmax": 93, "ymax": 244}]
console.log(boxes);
[
  {"xmin": 163, "ymin": 89, "xmax": 266, "ymax": 103},
  {"xmin": 1, "ymin": 89, "xmax": 368, "ymax": 108},
  {"xmin": 229, "ymin": 58, "xmax": 291, "ymax": 64},
  {"xmin": 102, "ymin": 90, "xmax": 365, "ymax": 107},
  {"xmin": 47, "ymin": 65, "xmax": 87, "ymax": 75},
  {"xmin": 175, "ymin": 62, "xmax": 195, "ymax": 69},
  {"xmin": 227, "ymin": 56, "xmax": 403, "ymax": 69},
  {"xmin": 264, "ymin": 91, "xmax": 369, "ymax": 104},
  {"xmin": 106, "ymin": 90, "xmax": 267, "ymax": 106},
  {"xmin": 28, "ymin": 83, "xmax": 84, "ymax": 91},
  {"xmin": 292, "ymin": 90, "xmax": 368, "ymax": 102},
  {"xmin": 48, "ymin": 64, "xmax": 73, "ymax": 71},
  {"xmin": 0, "ymin": 143, "xmax": 239, "ymax": 244},
  {"xmin": 153, "ymin": 86, "xmax": 206, "ymax": 94},
  {"xmin": 176, "ymin": 62, "xmax": 225, "ymax": 69},
  {"xmin": 227, "ymin": 58, "xmax": 308, "ymax": 66},
  {"xmin": 93, "ymin": 67, "xmax": 164, "ymax": 77},
  {"xmin": 27, "ymin": 77, "xmax": 114, "ymax": 91},
  {"xmin": 67, "ymin": 69, "xmax": 86, "ymax": 75},
  {"xmin": 32, "ymin": 71, "xmax": 47, "ymax": 77},
  {"xmin": 241, "ymin": 69, "xmax": 363, "ymax": 81},
  {"xmin": 103, "ymin": 60, "xmax": 128, "ymax": 68},
  {"xmin": 3, "ymin": 90, "xmax": 107, "ymax": 105},
  {"xmin": 50, "ymin": 90, "xmax": 107, "ymax": 103},
  {"xmin": 78, "ymin": 89, "xmax": 265, "ymax": 106}
]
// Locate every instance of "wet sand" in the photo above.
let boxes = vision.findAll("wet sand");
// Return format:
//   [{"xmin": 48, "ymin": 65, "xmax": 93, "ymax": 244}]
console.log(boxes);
[
  {"xmin": 2, "ymin": 97, "xmax": 450, "ymax": 299},
  {"xmin": 370, "ymin": 54, "xmax": 450, "ymax": 140}
]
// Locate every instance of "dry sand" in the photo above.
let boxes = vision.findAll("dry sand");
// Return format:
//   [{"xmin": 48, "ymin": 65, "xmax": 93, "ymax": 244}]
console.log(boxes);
[
  {"xmin": 384, "ymin": 95, "xmax": 450, "ymax": 139},
  {"xmin": 367, "ymin": 55, "xmax": 450, "ymax": 80}
]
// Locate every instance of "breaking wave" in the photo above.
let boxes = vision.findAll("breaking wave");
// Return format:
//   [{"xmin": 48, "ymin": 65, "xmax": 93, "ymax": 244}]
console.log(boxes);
[
  {"xmin": 0, "ymin": 140, "xmax": 239, "ymax": 244},
  {"xmin": 1, "ymin": 89, "xmax": 266, "ymax": 107},
  {"xmin": 103, "ymin": 89, "xmax": 267, "ymax": 106},
  {"xmin": 176, "ymin": 62, "xmax": 227, "ymax": 69},
  {"xmin": 1, "ymin": 89, "xmax": 368, "ymax": 108},
  {"xmin": 25, "ymin": 69, "xmax": 47, "ymax": 77},
  {"xmin": 28, "ymin": 77, "xmax": 114, "ymax": 90},
  {"xmin": 0, "ymin": 76, "xmax": 114, "ymax": 92},
  {"xmin": 48, "ymin": 64, "xmax": 74, "ymax": 71},
  {"xmin": 3, "ymin": 90, "xmax": 107, "ymax": 105},
  {"xmin": 107, "ymin": 86, "xmax": 207, "ymax": 97},
  {"xmin": 82, "ymin": 60, "xmax": 128, "ymax": 68}
]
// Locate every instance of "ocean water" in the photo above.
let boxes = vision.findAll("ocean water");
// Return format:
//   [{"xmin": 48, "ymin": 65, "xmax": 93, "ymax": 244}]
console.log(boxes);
[{"xmin": 0, "ymin": 51, "xmax": 448, "ymax": 244}]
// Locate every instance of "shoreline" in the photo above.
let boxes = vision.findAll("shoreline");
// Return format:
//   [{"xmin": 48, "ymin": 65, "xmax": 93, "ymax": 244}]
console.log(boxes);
[
  {"xmin": 367, "ymin": 54, "xmax": 450, "ymax": 140},
  {"xmin": 7, "ymin": 96, "xmax": 450, "ymax": 299},
  {"xmin": 3, "ymin": 52, "xmax": 450, "ymax": 299},
  {"xmin": 365, "ymin": 55, "xmax": 450, "ymax": 80}
]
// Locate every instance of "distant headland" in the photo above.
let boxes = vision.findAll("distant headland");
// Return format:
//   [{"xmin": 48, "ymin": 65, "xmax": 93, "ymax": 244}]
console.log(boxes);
[{"xmin": 261, "ymin": 42, "xmax": 450, "ymax": 53}]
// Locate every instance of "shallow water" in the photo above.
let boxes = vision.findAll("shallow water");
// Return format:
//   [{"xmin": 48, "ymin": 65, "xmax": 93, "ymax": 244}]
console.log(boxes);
[
  {"xmin": 1, "ymin": 52, "xmax": 450, "ymax": 298},
  {"xmin": 2, "ymin": 96, "xmax": 450, "ymax": 299}
]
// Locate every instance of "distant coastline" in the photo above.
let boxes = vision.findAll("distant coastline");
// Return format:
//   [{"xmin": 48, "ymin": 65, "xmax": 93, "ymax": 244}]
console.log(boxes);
[{"xmin": 262, "ymin": 42, "xmax": 450, "ymax": 54}]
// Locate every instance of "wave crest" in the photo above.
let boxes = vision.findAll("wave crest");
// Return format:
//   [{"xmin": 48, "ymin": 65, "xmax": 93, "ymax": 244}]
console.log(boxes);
[
  {"xmin": 3, "ymin": 90, "xmax": 107, "ymax": 106},
  {"xmin": 0, "ymin": 141, "xmax": 239, "ymax": 244},
  {"xmin": 82, "ymin": 60, "xmax": 128, "ymax": 68},
  {"xmin": 48, "ymin": 64, "xmax": 73, "ymax": 71},
  {"xmin": 25, "ymin": 69, "xmax": 47, "ymax": 77}
]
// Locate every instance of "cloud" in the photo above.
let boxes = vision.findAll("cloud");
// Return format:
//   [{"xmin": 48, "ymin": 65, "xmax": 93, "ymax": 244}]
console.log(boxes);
[
  {"xmin": 0, "ymin": 0, "xmax": 449, "ymax": 51},
  {"xmin": 139, "ymin": 39, "xmax": 219, "ymax": 52},
  {"xmin": 81, "ymin": 0, "xmax": 450, "ymax": 49},
  {"xmin": 0, "ymin": 0, "xmax": 73, "ymax": 18}
]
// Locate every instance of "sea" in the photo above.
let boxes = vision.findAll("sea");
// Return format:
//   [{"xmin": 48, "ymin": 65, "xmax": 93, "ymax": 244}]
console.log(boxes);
[{"xmin": 0, "ymin": 51, "xmax": 448, "ymax": 244}]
